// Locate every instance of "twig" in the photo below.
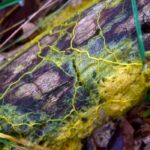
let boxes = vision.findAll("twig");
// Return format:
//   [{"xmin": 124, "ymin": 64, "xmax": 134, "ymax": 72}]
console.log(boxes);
[
  {"xmin": 0, "ymin": 0, "xmax": 58, "ymax": 49},
  {"xmin": 0, "ymin": 133, "xmax": 49, "ymax": 150},
  {"xmin": 0, "ymin": 19, "xmax": 25, "ymax": 36}
]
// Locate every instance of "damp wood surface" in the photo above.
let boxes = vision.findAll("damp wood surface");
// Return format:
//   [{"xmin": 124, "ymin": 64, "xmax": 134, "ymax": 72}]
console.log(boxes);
[{"xmin": 0, "ymin": 0, "xmax": 150, "ymax": 149}]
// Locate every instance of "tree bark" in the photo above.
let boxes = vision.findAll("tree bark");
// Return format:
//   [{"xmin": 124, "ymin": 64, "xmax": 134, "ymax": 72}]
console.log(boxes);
[{"xmin": 0, "ymin": 0, "xmax": 149, "ymax": 148}]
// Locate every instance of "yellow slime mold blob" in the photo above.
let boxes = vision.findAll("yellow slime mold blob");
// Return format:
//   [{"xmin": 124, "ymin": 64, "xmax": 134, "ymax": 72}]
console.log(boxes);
[{"xmin": 100, "ymin": 65, "xmax": 150, "ymax": 116}]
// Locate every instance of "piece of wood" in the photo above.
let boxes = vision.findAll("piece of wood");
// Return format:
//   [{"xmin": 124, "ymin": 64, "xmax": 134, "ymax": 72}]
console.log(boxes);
[{"xmin": 0, "ymin": 0, "xmax": 149, "ymax": 148}]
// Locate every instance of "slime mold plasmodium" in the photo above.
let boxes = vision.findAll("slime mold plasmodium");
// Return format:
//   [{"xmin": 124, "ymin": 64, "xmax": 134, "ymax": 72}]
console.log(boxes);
[
  {"xmin": 0, "ymin": 0, "xmax": 149, "ymax": 149},
  {"xmin": 43, "ymin": 65, "xmax": 150, "ymax": 150}
]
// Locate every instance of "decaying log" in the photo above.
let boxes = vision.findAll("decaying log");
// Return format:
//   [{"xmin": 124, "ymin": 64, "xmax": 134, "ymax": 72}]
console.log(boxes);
[
  {"xmin": 0, "ymin": 0, "xmax": 149, "ymax": 105},
  {"xmin": 0, "ymin": 0, "xmax": 149, "ymax": 149}
]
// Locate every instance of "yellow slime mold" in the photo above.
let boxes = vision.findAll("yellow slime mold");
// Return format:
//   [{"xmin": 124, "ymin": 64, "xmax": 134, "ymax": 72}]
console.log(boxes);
[{"xmin": 47, "ymin": 65, "xmax": 150, "ymax": 150}]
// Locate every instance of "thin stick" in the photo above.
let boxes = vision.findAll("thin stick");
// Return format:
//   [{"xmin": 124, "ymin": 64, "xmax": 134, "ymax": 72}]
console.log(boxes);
[
  {"xmin": 0, "ymin": 133, "xmax": 49, "ymax": 150},
  {"xmin": 0, "ymin": 0, "xmax": 58, "ymax": 48},
  {"xmin": 0, "ymin": 19, "xmax": 25, "ymax": 36}
]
